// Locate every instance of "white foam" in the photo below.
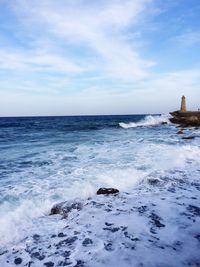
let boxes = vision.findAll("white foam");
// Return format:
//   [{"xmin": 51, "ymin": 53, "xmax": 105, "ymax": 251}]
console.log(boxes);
[
  {"xmin": 1, "ymin": 118, "xmax": 200, "ymax": 251},
  {"xmin": 96, "ymin": 168, "xmax": 146, "ymax": 191},
  {"xmin": 119, "ymin": 114, "xmax": 170, "ymax": 129},
  {"xmin": 0, "ymin": 199, "xmax": 53, "ymax": 247}
]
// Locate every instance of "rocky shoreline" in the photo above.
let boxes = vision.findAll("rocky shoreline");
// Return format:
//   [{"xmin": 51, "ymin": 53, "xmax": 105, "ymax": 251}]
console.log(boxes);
[
  {"xmin": 1, "ymin": 176, "xmax": 200, "ymax": 267},
  {"xmin": 1, "ymin": 120, "xmax": 200, "ymax": 267},
  {"xmin": 169, "ymin": 111, "xmax": 200, "ymax": 127}
]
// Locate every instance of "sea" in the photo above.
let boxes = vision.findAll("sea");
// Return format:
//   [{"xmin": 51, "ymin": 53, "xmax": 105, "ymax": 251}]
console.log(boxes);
[{"xmin": 0, "ymin": 114, "xmax": 200, "ymax": 267}]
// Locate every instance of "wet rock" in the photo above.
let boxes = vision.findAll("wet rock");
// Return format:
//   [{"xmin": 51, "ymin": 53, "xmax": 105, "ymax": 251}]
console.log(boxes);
[
  {"xmin": 44, "ymin": 262, "xmax": 54, "ymax": 267},
  {"xmin": 96, "ymin": 188, "xmax": 119, "ymax": 195},
  {"xmin": 195, "ymin": 234, "xmax": 200, "ymax": 241},
  {"xmin": 168, "ymin": 187, "xmax": 176, "ymax": 193},
  {"xmin": 74, "ymin": 260, "xmax": 85, "ymax": 267},
  {"xmin": 187, "ymin": 205, "xmax": 200, "ymax": 216},
  {"xmin": 170, "ymin": 111, "xmax": 200, "ymax": 127},
  {"xmin": 33, "ymin": 234, "xmax": 40, "ymax": 241},
  {"xmin": 177, "ymin": 130, "xmax": 184, "ymax": 134},
  {"xmin": 150, "ymin": 227, "xmax": 157, "ymax": 234},
  {"xmin": 31, "ymin": 251, "xmax": 45, "ymax": 260},
  {"xmin": 58, "ymin": 232, "xmax": 66, "ymax": 238},
  {"xmin": 182, "ymin": 136, "xmax": 195, "ymax": 140},
  {"xmin": 82, "ymin": 238, "xmax": 93, "ymax": 246},
  {"xmin": 51, "ymin": 234, "xmax": 56, "ymax": 238},
  {"xmin": 27, "ymin": 261, "xmax": 33, "ymax": 267},
  {"xmin": 103, "ymin": 227, "xmax": 120, "ymax": 232},
  {"xmin": 105, "ymin": 208, "xmax": 112, "ymax": 212},
  {"xmin": 161, "ymin": 122, "xmax": 167, "ymax": 125},
  {"xmin": 148, "ymin": 178, "xmax": 160, "ymax": 186},
  {"xmin": 50, "ymin": 199, "xmax": 83, "ymax": 217},
  {"xmin": 138, "ymin": 205, "xmax": 148, "ymax": 214},
  {"xmin": 0, "ymin": 250, "xmax": 8, "ymax": 256},
  {"xmin": 104, "ymin": 242, "xmax": 114, "ymax": 251},
  {"xmin": 149, "ymin": 213, "xmax": 165, "ymax": 228},
  {"xmin": 14, "ymin": 258, "xmax": 22, "ymax": 265},
  {"xmin": 105, "ymin": 222, "xmax": 114, "ymax": 226},
  {"xmin": 62, "ymin": 250, "xmax": 71, "ymax": 258},
  {"xmin": 56, "ymin": 236, "xmax": 78, "ymax": 249},
  {"xmin": 124, "ymin": 231, "xmax": 139, "ymax": 241}
]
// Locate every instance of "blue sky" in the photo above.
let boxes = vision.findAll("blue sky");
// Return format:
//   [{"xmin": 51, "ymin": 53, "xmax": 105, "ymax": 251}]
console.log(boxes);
[{"xmin": 0, "ymin": 0, "xmax": 200, "ymax": 116}]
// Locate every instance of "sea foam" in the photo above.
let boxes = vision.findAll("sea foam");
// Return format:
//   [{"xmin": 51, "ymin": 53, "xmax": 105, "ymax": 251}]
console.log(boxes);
[
  {"xmin": 119, "ymin": 114, "xmax": 170, "ymax": 128},
  {"xmin": 0, "ymin": 115, "xmax": 200, "ymax": 266}
]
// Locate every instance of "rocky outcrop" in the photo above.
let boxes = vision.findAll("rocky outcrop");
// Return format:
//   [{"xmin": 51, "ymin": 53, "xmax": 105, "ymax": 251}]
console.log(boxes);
[
  {"xmin": 177, "ymin": 130, "xmax": 184, "ymax": 134},
  {"xmin": 169, "ymin": 111, "xmax": 200, "ymax": 127},
  {"xmin": 50, "ymin": 199, "xmax": 83, "ymax": 217},
  {"xmin": 50, "ymin": 188, "xmax": 120, "ymax": 217},
  {"xmin": 182, "ymin": 136, "xmax": 195, "ymax": 140},
  {"xmin": 96, "ymin": 188, "xmax": 119, "ymax": 195}
]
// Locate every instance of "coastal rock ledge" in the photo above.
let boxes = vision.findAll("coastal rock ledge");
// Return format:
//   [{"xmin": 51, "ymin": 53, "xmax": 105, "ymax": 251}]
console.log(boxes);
[
  {"xmin": 50, "ymin": 199, "xmax": 83, "ymax": 217},
  {"xmin": 170, "ymin": 96, "xmax": 200, "ymax": 127},
  {"xmin": 96, "ymin": 188, "xmax": 119, "ymax": 195},
  {"xmin": 169, "ymin": 111, "xmax": 200, "ymax": 127}
]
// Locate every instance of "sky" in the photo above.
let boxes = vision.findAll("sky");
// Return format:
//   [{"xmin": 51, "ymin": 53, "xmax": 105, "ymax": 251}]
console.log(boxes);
[{"xmin": 0, "ymin": 0, "xmax": 200, "ymax": 116}]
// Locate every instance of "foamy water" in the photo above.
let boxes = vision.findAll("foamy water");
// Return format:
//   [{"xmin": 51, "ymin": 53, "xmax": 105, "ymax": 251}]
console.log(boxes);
[
  {"xmin": 119, "ymin": 114, "xmax": 170, "ymax": 128},
  {"xmin": 0, "ymin": 115, "xmax": 200, "ymax": 266}
]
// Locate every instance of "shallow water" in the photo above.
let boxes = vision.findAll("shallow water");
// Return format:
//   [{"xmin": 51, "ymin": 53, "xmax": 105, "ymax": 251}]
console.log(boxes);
[{"xmin": 0, "ymin": 114, "xmax": 200, "ymax": 266}]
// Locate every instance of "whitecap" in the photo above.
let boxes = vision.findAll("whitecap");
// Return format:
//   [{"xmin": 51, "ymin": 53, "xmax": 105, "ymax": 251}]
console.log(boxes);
[{"xmin": 119, "ymin": 114, "xmax": 170, "ymax": 129}]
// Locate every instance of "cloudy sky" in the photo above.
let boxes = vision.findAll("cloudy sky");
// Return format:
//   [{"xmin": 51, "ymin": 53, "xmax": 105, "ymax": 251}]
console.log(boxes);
[{"xmin": 0, "ymin": 0, "xmax": 200, "ymax": 116}]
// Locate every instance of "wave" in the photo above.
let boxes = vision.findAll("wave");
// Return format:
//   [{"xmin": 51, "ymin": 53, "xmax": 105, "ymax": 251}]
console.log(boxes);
[{"xmin": 119, "ymin": 115, "xmax": 170, "ymax": 129}]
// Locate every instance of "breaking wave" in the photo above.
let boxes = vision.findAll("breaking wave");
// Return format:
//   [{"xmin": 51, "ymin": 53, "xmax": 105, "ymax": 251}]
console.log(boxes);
[{"xmin": 119, "ymin": 115, "xmax": 170, "ymax": 129}]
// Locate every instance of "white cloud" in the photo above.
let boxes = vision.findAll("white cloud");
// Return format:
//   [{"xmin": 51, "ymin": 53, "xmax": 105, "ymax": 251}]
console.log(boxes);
[
  {"xmin": 0, "ymin": 0, "xmax": 199, "ymax": 116},
  {"xmin": 1, "ymin": 68, "xmax": 199, "ymax": 116},
  {"xmin": 0, "ymin": 49, "xmax": 83, "ymax": 73},
  {"xmin": 173, "ymin": 31, "xmax": 200, "ymax": 47},
  {"xmin": 8, "ymin": 0, "xmax": 154, "ymax": 81}
]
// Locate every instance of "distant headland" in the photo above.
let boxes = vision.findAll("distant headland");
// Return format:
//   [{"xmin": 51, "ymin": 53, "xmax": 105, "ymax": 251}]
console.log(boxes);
[{"xmin": 170, "ymin": 96, "xmax": 200, "ymax": 127}]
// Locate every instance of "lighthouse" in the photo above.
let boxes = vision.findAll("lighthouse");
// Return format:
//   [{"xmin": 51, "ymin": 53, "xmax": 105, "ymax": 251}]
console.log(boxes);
[{"xmin": 180, "ymin": 95, "xmax": 186, "ymax": 112}]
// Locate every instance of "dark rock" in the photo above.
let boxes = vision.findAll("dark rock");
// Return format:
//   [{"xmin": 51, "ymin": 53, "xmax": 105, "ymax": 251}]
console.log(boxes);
[
  {"xmin": 74, "ymin": 260, "xmax": 85, "ymax": 267},
  {"xmin": 96, "ymin": 188, "xmax": 119, "ymax": 195},
  {"xmin": 62, "ymin": 250, "xmax": 71, "ymax": 258},
  {"xmin": 104, "ymin": 242, "xmax": 114, "ymax": 251},
  {"xmin": 31, "ymin": 251, "xmax": 45, "ymax": 261},
  {"xmin": 120, "ymin": 226, "xmax": 128, "ymax": 231},
  {"xmin": 0, "ymin": 250, "xmax": 8, "ymax": 256},
  {"xmin": 14, "ymin": 258, "xmax": 22, "ymax": 265},
  {"xmin": 150, "ymin": 227, "xmax": 157, "ymax": 234},
  {"xmin": 138, "ymin": 205, "xmax": 148, "ymax": 214},
  {"xmin": 105, "ymin": 222, "xmax": 114, "ymax": 226},
  {"xmin": 105, "ymin": 208, "xmax": 112, "ymax": 212},
  {"xmin": 168, "ymin": 187, "xmax": 176, "ymax": 193},
  {"xmin": 182, "ymin": 136, "xmax": 195, "ymax": 140},
  {"xmin": 51, "ymin": 234, "xmax": 56, "ymax": 238},
  {"xmin": 103, "ymin": 227, "xmax": 120, "ymax": 232},
  {"xmin": 169, "ymin": 111, "xmax": 200, "ymax": 127},
  {"xmin": 147, "ymin": 178, "xmax": 160, "ymax": 186},
  {"xmin": 187, "ymin": 205, "xmax": 200, "ymax": 216},
  {"xmin": 161, "ymin": 122, "xmax": 167, "ymax": 125},
  {"xmin": 149, "ymin": 213, "xmax": 165, "ymax": 228},
  {"xmin": 58, "ymin": 232, "xmax": 66, "ymax": 238},
  {"xmin": 44, "ymin": 262, "xmax": 54, "ymax": 267},
  {"xmin": 124, "ymin": 231, "xmax": 139, "ymax": 241},
  {"xmin": 33, "ymin": 234, "xmax": 40, "ymax": 241},
  {"xmin": 50, "ymin": 200, "xmax": 83, "ymax": 217},
  {"xmin": 82, "ymin": 238, "xmax": 93, "ymax": 246},
  {"xmin": 56, "ymin": 236, "xmax": 78, "ymax": 249},
  {"xmin": 195, "ymin": 234, "xmax": 200, "ymax": 241},
  {"xmin": 177, "ymin": 130, "xmax": 184, "ymax": 134}
]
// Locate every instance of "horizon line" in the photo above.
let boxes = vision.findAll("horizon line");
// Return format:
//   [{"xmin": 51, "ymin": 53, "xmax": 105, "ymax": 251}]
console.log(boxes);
[{"xmin": 0, "ymin": 113, "xmax": 162, "ymax": 118}]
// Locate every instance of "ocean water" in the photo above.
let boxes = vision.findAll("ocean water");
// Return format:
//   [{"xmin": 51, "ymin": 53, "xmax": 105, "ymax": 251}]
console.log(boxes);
[{"xmin": 0, "ymin": 114, "xmax": 200, "ymax": 267}]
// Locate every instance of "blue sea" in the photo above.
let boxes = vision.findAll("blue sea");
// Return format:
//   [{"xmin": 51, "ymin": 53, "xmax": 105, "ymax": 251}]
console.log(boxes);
[{"xmin": 0, "ymin": 114, "xmax": 200, "ymax": 267}]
